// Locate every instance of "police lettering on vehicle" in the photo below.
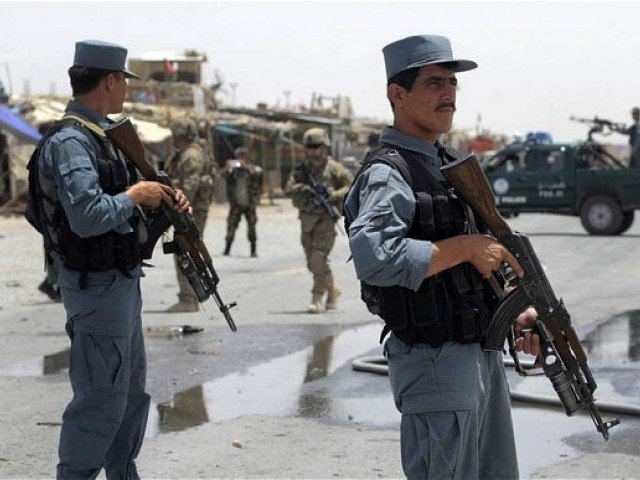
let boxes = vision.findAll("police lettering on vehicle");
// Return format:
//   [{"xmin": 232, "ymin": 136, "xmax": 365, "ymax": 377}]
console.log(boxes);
[{"xmin": 498, "ymin": 196, "xmax": 527, "ymax": 204}]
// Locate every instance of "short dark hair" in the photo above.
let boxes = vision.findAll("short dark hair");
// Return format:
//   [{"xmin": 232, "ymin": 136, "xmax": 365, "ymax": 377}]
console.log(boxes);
[
  {"xmin": 387, "ymin": 67, "xmax": 420, "ymax": 111},
  {"xmin": 68, "ymin": 66, "xmax": 119, "ymax": 96},
  {"xmin": 387, "ymin": 67, "xmax": 420, "ymax": 90}
]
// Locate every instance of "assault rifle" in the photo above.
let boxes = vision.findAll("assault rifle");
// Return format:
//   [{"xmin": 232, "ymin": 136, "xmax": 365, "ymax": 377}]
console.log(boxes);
[
  {"xmin": 105, "ymin": 118, "xmax": 237, "ymax": 332},
  {"xmin": 441, "ymin": 154, "xmax": 619, "ymax": 440},
  {"xmin": 570, "ymin": 115, "xmax": 625, "ymax": 141},
  {"xmin": 299, "ymin": 162, "xmax": 344, "ymax": 234},
  {"xmin": 569, "ymin": 115, "xmax": 622, "ymax": 129},
  {"xmin": 569, "ymin": 116, "xmax": 627, "ymax": 168}
]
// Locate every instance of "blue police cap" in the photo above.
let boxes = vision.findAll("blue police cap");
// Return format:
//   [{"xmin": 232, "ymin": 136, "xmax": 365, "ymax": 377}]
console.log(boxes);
[
  {"xmin": 73, "ymin": 40, "xmax": 140, "ymax": 79},
  {"xmin": 383, "ymin": 35, "xmax": 477, "ymax": 80}
]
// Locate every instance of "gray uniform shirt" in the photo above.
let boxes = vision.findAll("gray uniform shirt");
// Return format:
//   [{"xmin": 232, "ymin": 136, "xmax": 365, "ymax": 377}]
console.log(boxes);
[
  {"xmin": 344, "ymin": 126, "xmax": 443, "ymax": 292},
  {"xmin": 621, "ymin": 121, "xmax": 640, "ymax": 167},
  {"xmin": 39, "ymin": 100, "xmax": 134, "ymax": 237},
  {"xmin": 625, "ymin": 122, "xmax": 640, "ymax": 148},
  {"xmin": 628, "ymin": 122, "xmax": 640, "ymax": 157}
]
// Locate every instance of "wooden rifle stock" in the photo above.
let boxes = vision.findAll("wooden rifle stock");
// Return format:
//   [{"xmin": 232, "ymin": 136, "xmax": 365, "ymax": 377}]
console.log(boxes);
[
  {"xmin": 440, "ymin": 154, "xmax": 511, "ymax": 239},
  {"xmin": 104, "ymin": 118, "xmax": 158, "ymax": 181}
]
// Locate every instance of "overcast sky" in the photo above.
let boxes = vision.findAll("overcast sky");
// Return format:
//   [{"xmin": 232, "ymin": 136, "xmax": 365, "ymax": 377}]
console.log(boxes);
[{"xmin": 2, "ymin": 1, "xmax": 639, "ymax": 143}]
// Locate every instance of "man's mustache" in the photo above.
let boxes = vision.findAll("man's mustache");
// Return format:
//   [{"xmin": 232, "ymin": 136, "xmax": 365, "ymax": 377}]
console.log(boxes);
[{"xmin": 436, "ymin": 103, "xmax": 456, "ymax": 111}]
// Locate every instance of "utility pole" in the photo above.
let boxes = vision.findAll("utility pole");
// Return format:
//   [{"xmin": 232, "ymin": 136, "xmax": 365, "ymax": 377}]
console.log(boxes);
[
  {"xmin": 4, "ymin": 63, "xmax": 13, "ymax": 96},
  {"xmin": 229, "ymin": 82, "xmax": 238, "ymax": 107},
  {"xmin": 283, "ymin": 90, "xmax": 291, "ymax": 110}
]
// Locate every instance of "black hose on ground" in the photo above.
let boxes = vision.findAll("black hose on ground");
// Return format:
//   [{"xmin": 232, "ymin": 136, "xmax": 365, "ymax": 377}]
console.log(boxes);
[{"xmin": 351, "ymin": 355, "xmax": 640, "ymax": 417}]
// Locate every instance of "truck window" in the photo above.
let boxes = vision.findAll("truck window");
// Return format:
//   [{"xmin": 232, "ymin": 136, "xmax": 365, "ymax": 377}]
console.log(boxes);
[
  {"xmin": 525, "ymin": 150, "xmax": 565, "ymax": 172},
  {"xmin": 486, "ymin": 152, "xmax": 525, "ymax": 173},
  {"xmin": 544, "ymin": 151, "xmax": 565, "ymax": 171}
]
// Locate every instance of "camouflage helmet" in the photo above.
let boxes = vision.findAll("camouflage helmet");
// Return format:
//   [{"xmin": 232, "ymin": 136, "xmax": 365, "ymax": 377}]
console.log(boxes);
[
  {"xmin": 303, "ymin": 128, "xmax": 331, "ymax": 147},
  {"xmin": 170, "ymin": 118, "xmax": 198, "ymax": 140}
]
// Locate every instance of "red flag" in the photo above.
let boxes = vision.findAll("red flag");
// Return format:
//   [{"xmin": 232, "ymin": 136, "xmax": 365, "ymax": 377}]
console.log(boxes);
[{"xmin": 164, "ymin": 59, "xmax": 177, "ymax": 74}]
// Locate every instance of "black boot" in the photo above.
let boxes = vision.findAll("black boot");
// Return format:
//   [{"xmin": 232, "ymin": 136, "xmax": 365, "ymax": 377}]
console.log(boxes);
[
  {"xmin": 223, "ymin": 240, "xmax": 232, "ymax": 256},
  {"xmin": 250, "ymin": 241, "xmax": 257, "ymax": 258}
]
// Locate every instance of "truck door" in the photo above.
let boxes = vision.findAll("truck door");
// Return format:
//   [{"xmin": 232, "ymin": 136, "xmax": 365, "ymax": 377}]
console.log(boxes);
[
  {"xmin": 485, "ymin": 150, "xmax": 531, "ymax": 209},
  {"xmin": 521, "ymin": 146, "xmax": 572, "ymax": 208}
]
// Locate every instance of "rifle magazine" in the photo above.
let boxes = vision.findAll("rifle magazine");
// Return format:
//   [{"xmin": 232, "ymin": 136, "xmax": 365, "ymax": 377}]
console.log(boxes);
[{"xmin": 483, "ymin": 287, "xmax": 531, "ymax": 351}]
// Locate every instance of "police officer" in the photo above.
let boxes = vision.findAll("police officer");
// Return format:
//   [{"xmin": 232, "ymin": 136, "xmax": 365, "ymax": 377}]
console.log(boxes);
[
  {"xmin": 223, "ymin": 146, "xmax": 263, "ymax": 257},
  {"xmin": 26, "ymin": 40, "xmax": 190, "ymax": 479},
  {"xmin": 286, "ymin": 128, "xmax": 353, "ymax": 313},
  {"xmin": 343, "ymin": 35, "xmax": 540, "ymax": 479},
  {"xmin": 165, "ymin": 118, "xmax": 214, "ymax": 312},
  {"xmin": 616, "ymin": 107, "xmax": 640, "ymax": 167}
]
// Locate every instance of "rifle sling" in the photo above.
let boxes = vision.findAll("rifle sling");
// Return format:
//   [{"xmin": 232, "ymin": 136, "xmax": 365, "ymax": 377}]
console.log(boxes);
[{"xmin": 62, "ymin": 113, "xmax": 107, "ymax": 138}]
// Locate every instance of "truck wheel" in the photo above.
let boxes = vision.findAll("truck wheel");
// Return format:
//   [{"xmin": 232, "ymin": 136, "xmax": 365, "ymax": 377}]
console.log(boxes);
[
  {"xmin": 580, "ymin": 195, "xmax": 623, "ymax": 235},
  {"xmin": 617, "ymin": 211, "xmax": 635, "ymax": 234}
]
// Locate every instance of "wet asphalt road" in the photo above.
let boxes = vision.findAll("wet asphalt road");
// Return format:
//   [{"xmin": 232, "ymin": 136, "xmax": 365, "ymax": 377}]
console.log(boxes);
[{"xmin": 1, "ymin": 203, "xmax": 639, "ymax": 478}]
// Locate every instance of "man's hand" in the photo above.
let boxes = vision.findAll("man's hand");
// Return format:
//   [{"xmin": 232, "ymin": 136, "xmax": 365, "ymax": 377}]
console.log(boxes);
[
  {"xmin": 514, "ymin": 306, "xmax": 541, "ymax": 356},
  {"xmin": 173, "ymin": 189, "xmax": 192, "ymax": 215},
  {"xmin": 465, "ymin": 234, "xmax": 524, "ymax": 279},
  {"xmin": 126, "ymin": 181, "xmax": 175, "ymax": 208}
]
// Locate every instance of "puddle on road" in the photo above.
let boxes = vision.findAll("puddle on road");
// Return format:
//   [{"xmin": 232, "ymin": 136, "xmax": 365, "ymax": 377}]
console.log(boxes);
[
  {"xmin": 512, "ymin": 405, "xmax": 592, "ymax": 477},
  {"xmin": 582, "ymin": 310, "xmax": 640, "ymax": 363},
  {"xmin": 9, "ymin": 310, "xmax": 639, "ymax": 459},
  {"xmin": 146, "ymin": 323, "xmax": 384, "ymax": 436},
  {"xmin": 0, "ymin": 348, "xmax": 69, "ymax": 376},
  {"xmin": 507, "ymin": 311, "xmax": 640, "ymax": 476}
]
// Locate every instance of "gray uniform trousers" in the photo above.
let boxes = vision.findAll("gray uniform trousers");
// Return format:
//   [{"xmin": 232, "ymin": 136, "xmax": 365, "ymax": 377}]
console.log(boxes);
[
  {"xmin": 384, "ymin": 333, "xmax": 519, "ymax": 480},
  {"xmin": 57, "ymin": 266, "xmax": 150, "ymax": 480}
]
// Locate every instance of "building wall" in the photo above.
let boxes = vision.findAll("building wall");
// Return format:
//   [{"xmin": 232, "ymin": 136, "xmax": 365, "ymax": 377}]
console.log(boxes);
[{"xmin": 128, "ymin": 60, "xmax": 202, "ymax": 85}]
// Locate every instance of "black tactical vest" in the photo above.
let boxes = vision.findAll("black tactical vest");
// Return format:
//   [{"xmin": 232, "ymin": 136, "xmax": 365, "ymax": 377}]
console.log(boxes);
[
  {"xmin": 345, "ymin": 144, "xmax": 500, "ymax": 346},
  {"xmin": 25, "ymin": 117, "xmax": 142, "ymax": 284}
]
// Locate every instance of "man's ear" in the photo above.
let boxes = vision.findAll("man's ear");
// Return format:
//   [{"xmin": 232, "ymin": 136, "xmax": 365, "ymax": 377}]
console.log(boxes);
[
  {"xmin": 104, "ymin": 73, "xmax": 117, "ymax": 92},
  {"xmin": 387, "ymin": 83, "xmax": 405, "ymax": 110}
]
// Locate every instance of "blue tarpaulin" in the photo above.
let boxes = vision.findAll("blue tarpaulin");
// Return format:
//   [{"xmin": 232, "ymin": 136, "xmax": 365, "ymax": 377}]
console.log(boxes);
[
  {"xmin": 0, "ymin": 105, "xmax": 42, "ymax": 144},
  {"xmin": 215, "ymin": 124, "xmax": 301, "ymax": 146},
  {"xmin": 215, "ymin": 124, "xmax": 249, "ymax": 137}
]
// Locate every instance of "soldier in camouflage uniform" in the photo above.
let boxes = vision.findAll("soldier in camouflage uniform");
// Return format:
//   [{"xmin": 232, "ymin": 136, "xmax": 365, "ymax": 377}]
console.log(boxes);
[
  {"xmin": 286, "ymin": 128, "xmax": 353, "ymax": 313},
  {"xmin": 165, "ymin": 118, "xmax": 215, "ymax": 312},
  {"xmin": 223, "ymin": 147, "xmax": 263, "ymax": 257}
]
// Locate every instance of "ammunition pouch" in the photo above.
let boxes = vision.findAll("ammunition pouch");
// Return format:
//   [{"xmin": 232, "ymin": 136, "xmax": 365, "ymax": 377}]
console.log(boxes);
[{"xmin": 364, "ymin": 263, "xmax": 493, "ymax": 347}]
